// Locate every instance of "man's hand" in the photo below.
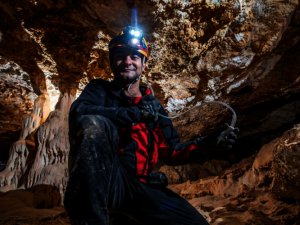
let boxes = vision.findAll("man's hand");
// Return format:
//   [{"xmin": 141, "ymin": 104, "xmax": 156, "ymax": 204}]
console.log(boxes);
[
  {"xmin": 216, "ymin": 124, "xmax": 239, "ymax": 149},
  {"xmin": 194, "ymin": 124, "xmax": 239, "ymax": 150},
  {"xmin": 139, "ymin": 95, "xmax": 161, "ymax": 122}
]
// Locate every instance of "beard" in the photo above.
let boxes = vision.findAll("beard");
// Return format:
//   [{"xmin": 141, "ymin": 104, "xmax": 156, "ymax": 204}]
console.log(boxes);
[{"xmin": 114, "ymin": 67, "xmax": 142, "ymax": 84}]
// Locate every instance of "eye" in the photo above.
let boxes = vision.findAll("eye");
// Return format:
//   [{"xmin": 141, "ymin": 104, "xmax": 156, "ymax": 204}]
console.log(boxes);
[
  {"xmin": 131, "ymin": 55, "xmax": 140, "ymax": 60},
  {"xmin": 113, "ymin": 53, "xmax": 124, "ymax": 61}
]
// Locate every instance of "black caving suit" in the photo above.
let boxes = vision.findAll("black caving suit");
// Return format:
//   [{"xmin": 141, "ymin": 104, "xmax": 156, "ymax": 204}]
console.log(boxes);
[{"xmin": 64, "ymin": 79, "xmax": 210, "ymax": 225}]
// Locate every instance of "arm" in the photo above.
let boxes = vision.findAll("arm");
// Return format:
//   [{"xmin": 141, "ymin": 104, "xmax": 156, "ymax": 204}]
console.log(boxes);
[
  {"xmin": 69, "ymin": 79, "xmax": 141, "ymax": 127},
  {"xmin": 157, "ymin": 107, "xmax": 238, "ymax": 165},
  {"xmin": 156, "ymin": 107, "xmax": 204, "ymax": 165}
]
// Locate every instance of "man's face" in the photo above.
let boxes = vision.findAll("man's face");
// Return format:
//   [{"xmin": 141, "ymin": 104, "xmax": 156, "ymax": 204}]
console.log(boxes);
[{"xmin": 111, "ymin": 48, "xmax": 144, "ymax": 84}]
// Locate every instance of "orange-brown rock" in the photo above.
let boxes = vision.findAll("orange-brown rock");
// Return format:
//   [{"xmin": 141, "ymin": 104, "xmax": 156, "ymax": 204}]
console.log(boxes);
[
  {"xmin": 170, "ymin": 125, "xmax": 300, "ymax": 224},
  {"xmin": 0, "ymin": 0, "xmax": 299, "ymax": 224}
]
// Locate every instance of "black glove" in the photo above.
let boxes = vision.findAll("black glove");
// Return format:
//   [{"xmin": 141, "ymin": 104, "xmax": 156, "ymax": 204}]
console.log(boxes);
[
  {"xmin": 194, "ymin": 124, "xmax": 239, "ymax": 150},
  {"xmin": 216, "ymin": 124, "xmax": 239, "ymax": 149},
  {"xmin": 139, "ymin": 95, "xmax": 161, "ymax": 122},
  {"xmin": 217, "ymin": 124, "xmax": 239, "ymax": 149}
]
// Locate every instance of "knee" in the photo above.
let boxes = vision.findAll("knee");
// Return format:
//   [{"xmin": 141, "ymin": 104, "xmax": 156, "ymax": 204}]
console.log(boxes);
[
  {"xmin": 76, "ymin": 115, "xmax": 110, "ymax": 130},
  {"xmin": 75, "ymin": 115, "xmax": 118, "ymax": 143}
]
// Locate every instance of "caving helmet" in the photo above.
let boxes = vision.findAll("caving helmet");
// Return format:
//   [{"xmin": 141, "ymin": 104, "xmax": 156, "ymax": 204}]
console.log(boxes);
[{"xmin": 109, "ymin": 26, "xmax": 149, "ymax": 63}]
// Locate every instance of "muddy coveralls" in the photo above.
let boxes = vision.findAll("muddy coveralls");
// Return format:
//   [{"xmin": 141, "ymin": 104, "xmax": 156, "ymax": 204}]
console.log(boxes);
[{"xmin": 64, "ymin": 79, "xmax": 209, "ymax": 225}]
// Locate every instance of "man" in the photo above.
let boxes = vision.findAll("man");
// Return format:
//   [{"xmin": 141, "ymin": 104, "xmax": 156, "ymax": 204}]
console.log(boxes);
[{"xmin": 64, "ymin": 26, "xmax": 238, "ymax": 225}]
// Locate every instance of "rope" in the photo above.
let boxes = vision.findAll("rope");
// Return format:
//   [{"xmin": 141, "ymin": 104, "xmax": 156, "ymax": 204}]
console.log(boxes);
[{"xmin": 158, "ymin": 100, "xmax": 237, "ymax": 128}]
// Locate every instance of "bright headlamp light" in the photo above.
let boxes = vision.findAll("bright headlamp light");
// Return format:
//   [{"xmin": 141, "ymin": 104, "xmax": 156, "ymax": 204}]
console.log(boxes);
[
  {"xmin": 131, "ymin": 38, "xmax": 139, "ymax": 45},
  {"xmin": 109, "ymin": 26, "xmax": 149, "ymax": 60},
  {"xmin": 127, "ymin": 27, "xmax": 143, "ymax": 48},
  {"xmin": 129, "ymin": 29, "xmax": 142, "ymax": 38}
]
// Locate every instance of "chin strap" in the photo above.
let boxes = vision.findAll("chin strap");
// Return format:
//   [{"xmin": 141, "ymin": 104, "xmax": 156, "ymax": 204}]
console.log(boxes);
[{"xmin": 127, "ymin": 75, "xmax": 141, "ymax": 97}]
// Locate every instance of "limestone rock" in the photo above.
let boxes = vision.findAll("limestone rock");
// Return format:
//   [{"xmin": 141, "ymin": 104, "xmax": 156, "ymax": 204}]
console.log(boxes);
[
  {"xmin": 169, "ymin": 125, "xmax": 300, "ymax": 224},
  {"xmin": 0, "ymin": 93, "xmax": 50, "ymax": 192},
  {"xmin": 0, "ymin": 58, "xmax": 37, "ymax": 162},
  {"xmin": 0, "ymin": 0, "xmax": 299, "ymax": 224},
  {"xmin": 253, "ymin": 124, "xmax": 300, "ymax": 200}
]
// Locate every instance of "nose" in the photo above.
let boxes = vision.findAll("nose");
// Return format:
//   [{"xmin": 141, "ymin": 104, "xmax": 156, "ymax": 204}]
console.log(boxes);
[{"xmin": 124, "ymin": 55, "xmax": 133, "ymax": 66}]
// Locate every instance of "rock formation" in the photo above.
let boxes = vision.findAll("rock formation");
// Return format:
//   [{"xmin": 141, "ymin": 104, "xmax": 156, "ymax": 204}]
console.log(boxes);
[{"xmin": 0, "ymin": 0, "xmax": 299, "ymax": 224}]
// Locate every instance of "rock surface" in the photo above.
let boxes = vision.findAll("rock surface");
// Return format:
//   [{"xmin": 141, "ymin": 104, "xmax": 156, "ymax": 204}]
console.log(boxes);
[
  {"xmin": 170, "ymin": 124, "xmax": 300, "ymax": 224},
  {"xmin": 0, "ymin": 0, "xmax": 299, "ymax": 224}
]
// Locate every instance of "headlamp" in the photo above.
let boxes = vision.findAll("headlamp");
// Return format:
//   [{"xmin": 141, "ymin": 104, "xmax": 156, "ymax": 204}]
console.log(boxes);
[
  {"xmin": 129, "ymin": 29, "xmax": 142, "ymax": 38},
  {"xmin": 109, "ymin": 26, "xmax": 149, "ymax": 60},
  {"xmin": 131, "ymin": 38, "xmax": 139, "ymax": 45},
  {"xmin": 126, "ymin": 27, "xmax": 144, "ymax": 49}
]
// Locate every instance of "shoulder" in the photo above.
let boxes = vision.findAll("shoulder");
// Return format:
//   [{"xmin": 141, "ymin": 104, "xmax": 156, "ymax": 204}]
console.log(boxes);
[
  {"xmin": 88, "ymin": 78, "xmax": 110, "ymax": 87},
  {"xmin": 72, "ymin": 79, "xmax": 110, "ymax": 108},
  {"xmin": 83, "ymin": 79, "xmax": 111, "ymax": 92}
]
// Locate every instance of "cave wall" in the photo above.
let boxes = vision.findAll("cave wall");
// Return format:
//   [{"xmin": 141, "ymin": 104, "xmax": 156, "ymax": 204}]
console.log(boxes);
[{"xmin": 0, "ymin": 0, "xmax": 299, "ymax": 223}]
